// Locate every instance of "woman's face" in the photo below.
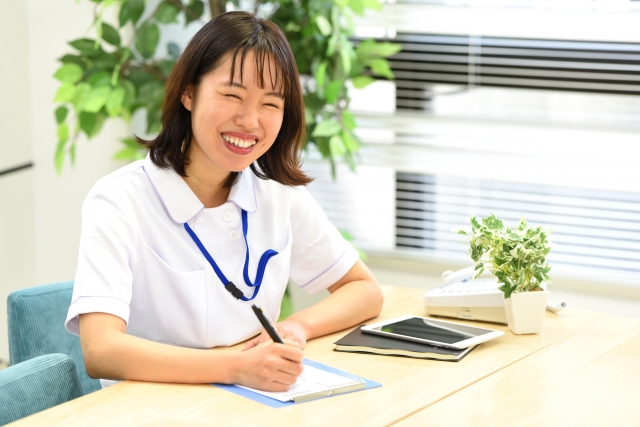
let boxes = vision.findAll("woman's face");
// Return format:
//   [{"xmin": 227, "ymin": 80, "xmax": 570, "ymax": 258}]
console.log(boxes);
[{"xmin": 181, "ymin": 50, "xmax": 285, "ymax": 176}]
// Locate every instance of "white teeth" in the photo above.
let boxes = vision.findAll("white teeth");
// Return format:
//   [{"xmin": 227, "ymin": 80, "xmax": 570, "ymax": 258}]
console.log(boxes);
[{"xmin": 222, "ymin": 134, "xmax": 257, "ymax": 148}]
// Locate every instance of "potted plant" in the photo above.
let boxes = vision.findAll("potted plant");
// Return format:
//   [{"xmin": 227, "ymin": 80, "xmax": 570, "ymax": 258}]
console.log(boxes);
[{"xmin": 455, "ymin": 214, "xmax": 552, "ymax": 334}]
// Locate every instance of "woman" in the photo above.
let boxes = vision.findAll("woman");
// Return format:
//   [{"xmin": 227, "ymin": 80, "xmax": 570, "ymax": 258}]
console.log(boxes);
[{"xmin": 65, "ymin": 11, "xmax": 383, "ymax": 392}]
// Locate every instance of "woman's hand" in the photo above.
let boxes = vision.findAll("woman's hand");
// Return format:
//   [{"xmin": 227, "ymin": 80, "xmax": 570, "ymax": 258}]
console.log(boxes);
[
  {"xmin": 235, "ymin": 340, "xmax": 304, "ymax": 392},
  {"xmin": 242, "ymin": 319, "xmax": 308, "ymax": 351}
]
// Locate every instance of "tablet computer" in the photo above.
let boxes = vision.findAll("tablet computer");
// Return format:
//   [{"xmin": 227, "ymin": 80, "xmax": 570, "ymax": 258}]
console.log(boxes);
[{"xmin": 361, "ymin": 315, "xmax": 504, "ymax": 350}]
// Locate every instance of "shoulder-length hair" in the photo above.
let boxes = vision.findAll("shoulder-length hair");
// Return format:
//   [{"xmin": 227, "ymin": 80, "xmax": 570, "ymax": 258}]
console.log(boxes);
[{"xmin": 140, "ymin": 11, "xmax": 311, "ymax": 187}]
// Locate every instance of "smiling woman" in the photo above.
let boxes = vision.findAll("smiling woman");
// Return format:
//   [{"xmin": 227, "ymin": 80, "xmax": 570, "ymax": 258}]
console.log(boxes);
[
  {"xmin": 140, "ymin": 12, "xmax": 308, "ymax": 191},
  {"xmin": 64, "ymin": 11, "xmax": 383, "ymax": 393}
]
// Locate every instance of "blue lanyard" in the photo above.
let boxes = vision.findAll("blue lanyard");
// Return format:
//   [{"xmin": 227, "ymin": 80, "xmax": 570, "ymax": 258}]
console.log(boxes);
[{"xmin": 184, "ymin": 209, "xmax": 278, "ymax": 301}]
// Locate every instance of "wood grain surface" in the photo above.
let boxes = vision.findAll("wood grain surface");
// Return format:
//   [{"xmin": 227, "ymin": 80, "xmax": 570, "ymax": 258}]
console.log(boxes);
[{"xmin": 12, "ymin": 286, "xmax": 604, "ymax": 427}]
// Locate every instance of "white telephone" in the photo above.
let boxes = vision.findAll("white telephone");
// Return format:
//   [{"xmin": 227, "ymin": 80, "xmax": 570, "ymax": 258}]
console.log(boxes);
[{"xmin": 423, "ymin": 266, "xmax": 567, "ymax": 324}]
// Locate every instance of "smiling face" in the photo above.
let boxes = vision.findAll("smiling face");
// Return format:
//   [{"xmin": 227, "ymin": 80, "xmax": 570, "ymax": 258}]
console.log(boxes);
[{"xmin": 181, "ymin": 50, "xmax": 285, "ymax": 178}]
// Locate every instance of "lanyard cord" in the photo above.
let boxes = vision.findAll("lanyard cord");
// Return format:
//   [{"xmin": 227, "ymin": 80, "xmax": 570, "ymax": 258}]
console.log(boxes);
[{"xmin": 183, "ymin": 209, "xmax": 278, "ymax": 301}]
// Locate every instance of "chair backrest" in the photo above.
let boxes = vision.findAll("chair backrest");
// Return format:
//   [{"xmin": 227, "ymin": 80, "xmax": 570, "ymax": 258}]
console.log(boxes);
[
  {"xmin": 0, "ymin": 353, "xmax": 83, "ymax": 425},
  {"xmin": 7, "ymin": 281, "xmax": 101, "ymax": 394}
]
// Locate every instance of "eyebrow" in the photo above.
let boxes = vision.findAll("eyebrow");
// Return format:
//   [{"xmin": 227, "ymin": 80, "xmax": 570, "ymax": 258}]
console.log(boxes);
[{"xmin": 230, "ymin": 81, "xmax": 284, "ymax": 99}]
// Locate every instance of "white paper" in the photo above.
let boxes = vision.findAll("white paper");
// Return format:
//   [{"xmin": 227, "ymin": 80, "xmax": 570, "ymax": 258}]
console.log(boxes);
[{"xmin": 236, "ymin": 364, "xmax": 357, "ymax": 402}]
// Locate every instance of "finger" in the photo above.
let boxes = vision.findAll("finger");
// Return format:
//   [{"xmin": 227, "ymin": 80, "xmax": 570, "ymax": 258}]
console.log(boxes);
[{"xmin": 282, "ymin": 338, "xmax": 301, "ymax": 349}]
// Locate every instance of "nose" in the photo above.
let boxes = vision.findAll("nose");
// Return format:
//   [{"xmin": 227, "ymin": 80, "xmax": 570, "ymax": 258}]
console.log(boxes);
[{"xmin": 234, "ymin": 102, "xmax": 259, "ymax": 131}]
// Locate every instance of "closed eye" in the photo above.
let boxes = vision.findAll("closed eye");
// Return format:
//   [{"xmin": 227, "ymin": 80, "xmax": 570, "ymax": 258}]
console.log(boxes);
[{"xmin": 225, "ymin": 94, "xmax": 241, "ymax": 99}]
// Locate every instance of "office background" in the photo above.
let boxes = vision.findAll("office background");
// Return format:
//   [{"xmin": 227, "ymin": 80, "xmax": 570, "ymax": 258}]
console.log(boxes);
[{"xmin": 1, "ymin": 0, "xmax": 639, "ymax": 366}]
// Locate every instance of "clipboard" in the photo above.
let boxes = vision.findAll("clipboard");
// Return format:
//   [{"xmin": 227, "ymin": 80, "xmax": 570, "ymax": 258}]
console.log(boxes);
[{"xmin": 213, "ymin": 358, "xmax": 381, "ymax": 408}]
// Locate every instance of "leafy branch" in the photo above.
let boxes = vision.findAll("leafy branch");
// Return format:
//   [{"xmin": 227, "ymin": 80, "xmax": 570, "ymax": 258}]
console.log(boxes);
[
  {"xmin": 454, "ymin": 214, "xmax": 552, "ymax": 299},
  {"xmin": 53, "ymin": 0, "xmax": 401, "ymax": 177}
]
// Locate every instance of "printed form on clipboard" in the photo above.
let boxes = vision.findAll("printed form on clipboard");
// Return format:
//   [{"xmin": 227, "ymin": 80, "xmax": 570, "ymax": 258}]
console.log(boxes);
[{"xmin": 237, "ymin": 364, "xmax": 366, "ymax": 403}]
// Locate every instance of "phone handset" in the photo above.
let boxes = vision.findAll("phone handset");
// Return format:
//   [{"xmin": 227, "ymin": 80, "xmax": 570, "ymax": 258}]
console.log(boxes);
[{"xmin": 441, "ymin": 266, "xmax": 492, "ymax": 284}]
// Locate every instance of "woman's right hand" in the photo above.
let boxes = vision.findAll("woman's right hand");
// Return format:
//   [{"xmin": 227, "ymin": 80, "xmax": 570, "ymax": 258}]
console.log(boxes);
[{"xmin": 233, "ymin": 339, "xmax": 304, "ymax": 392}]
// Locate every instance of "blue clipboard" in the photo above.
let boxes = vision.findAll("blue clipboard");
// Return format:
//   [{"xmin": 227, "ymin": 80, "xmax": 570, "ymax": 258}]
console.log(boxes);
[{"xmin": 213, "ymin": 358, "xmax": 382, "ymax": 408}]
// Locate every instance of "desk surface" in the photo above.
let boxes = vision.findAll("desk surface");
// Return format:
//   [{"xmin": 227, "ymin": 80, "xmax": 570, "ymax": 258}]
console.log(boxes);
[
  {"xmin": 393, "ymin": 313, "xmax": 640, "ymax": 427},
  {"xmin": 14, "ymin": 285, "xmax": 604, "ymax": 427}
]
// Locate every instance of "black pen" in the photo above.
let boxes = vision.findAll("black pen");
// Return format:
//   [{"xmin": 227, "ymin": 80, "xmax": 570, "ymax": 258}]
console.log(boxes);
[
  {"xmin": 251, "ymin": 304, "xmax": 306, "ymax": 380},
  {"xmin": 251, "ymin": 304, "xmax": 284, "ymax": 344}
]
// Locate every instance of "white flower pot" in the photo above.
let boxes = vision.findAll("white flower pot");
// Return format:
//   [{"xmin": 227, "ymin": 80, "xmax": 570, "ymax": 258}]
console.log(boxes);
[{"xmin": 503, "ymin": 290, "xmax": 548, "ymax": 335}]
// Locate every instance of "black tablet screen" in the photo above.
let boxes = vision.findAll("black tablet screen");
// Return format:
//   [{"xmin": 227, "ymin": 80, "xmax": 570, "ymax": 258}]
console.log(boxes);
[{"xmin": 380, "ymin": 317, "xmax": 491, "ymax": 344}]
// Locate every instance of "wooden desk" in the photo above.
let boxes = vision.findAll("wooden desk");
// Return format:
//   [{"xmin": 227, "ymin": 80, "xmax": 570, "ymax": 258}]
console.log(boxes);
[
  {"xmin": 13, "ymin": 286, "xmax": 603, "ymax": 427},
  {"xmin": 393, "ymin": 314, "xmax": 640, "ymax": 427}
]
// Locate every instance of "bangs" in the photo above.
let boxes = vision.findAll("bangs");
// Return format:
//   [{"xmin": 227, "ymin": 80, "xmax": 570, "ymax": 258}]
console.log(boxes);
[{"xmin": 229, "ymin": 43, "xmax": 287, "ymax": 96}]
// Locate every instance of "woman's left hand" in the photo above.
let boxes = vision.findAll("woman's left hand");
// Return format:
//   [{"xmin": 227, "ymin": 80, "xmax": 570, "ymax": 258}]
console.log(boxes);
[{"xmin": 242, "ymin": 319, "xmax": 307, "ymax": 351}]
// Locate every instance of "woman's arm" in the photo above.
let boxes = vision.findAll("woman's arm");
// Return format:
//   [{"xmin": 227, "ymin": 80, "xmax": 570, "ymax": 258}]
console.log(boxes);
[
  {"xmin": 79, "ymin": 313, "xmax": 303, "ymax": 391},
  {"xmin": 244, "ymin": 259, "xmax": 383, "ymax": 350}
]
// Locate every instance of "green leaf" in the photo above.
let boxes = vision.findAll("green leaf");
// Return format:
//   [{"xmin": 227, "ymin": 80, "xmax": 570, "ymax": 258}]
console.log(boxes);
[
  {"xmin": 156, "ymin": 2, "xmax": 180, "ymax": 24},
  {"xmin": 55, "ymin": 140, "xmax": 66, "ymax": 175},
  {"xmin": 348, "ymin": 0, "xmax": 365, "ymax": 15},
  {"xmin": 83, "ymin": 86, "xmax": 111, "ymax": 113},
  {"xmin": 53, "ymin": 83, "xmax": 77, "ymax": 103},
  {"xmin": 69, "ymin": 38, "xmax": 100, "ymax": 56},
  {"xmin": 72, "ymin": 82, "xmax": 91, "ymax": 110},
  {"xmin": 106, "ymin": 87, "xmax": 126, "ymax": 117},
  {"xmin": 121, "ymin": 137, "xmax": 140, "ymax": 148},
  {"xmin": 158, "ymin": 59, "xmax": 175, "ymax": 77},
  {"xmin": 122, "ymin": 79, "xmax": 137, "ymax": 109},
  {"xmin": 135, "ymin": 22, "xmax": 160, "ymax": 59},
  {"xmin": 351, "ymin": 75, "xmax": 374, "ymax": 89},
  {"xmin": 119, "ymin": 0, "xmax": 145, "ymax": 27},
  {"xmin": 88, "ymin": 71, "xmax": 111, "ymax": 87},
  {"xmin": 101, "ymin": 22, "xmax": 121, "ymax": 46},
  {"xmin": 329, "ymin": 134, "xmax": 346, "ymax": 156},
  {"xmin": 356, "ymin": 39, "xmax": 402, "ymax": 60},
  {"xmin": 315, "ymin": 61, "xmax": 328, "ymax": 91},
  {"xmin": 362, "ymin": 0, "xmax": 383, "ymax": 11},
  {"xmin": 368, "ymin": 58, "xmax": 394, "ymax": 79},
  {"xmin": 340, "ymin": 44, "xmax": 352, "ymax": 76},
  {"xmin": 342, "ymin": 110, "xmax": 357, "ymax": 130},
  {"xmin": 325, "ymin": 79, "xmax": 343, "ymax": 104},
  {"xmin": 185, "ymin": 0, "xmax": 204, "ymax": 24},
  {"xmin": 57, "ymin": 122, "xmax": 69, "ymax": 143},
  {"xmin": 312, "ymin": 120, "xmax": 341, "ymax": 137},
  {"xmin": 60, "ymin": 54, "xmax": 86, "ymax": 68},
  {"xmin": 167, "ymin": 42, "xmax": 181, "ymax": 59},
  {"xmin": 327, "ymin": 35, "xmax": 338, "ymax": 57},
  {"xmin": 341, "ymin": 130, "xmax": 359, "ymax": 152},
  {"xmin": 54, "ymin": 63, "xmax": 83, "ymax": 83},
  {"xmin": 55, "ymin": 106, "xmax": 68, "ymax": 124},
  {"xmin": 113, "ymin": 146, "xmax": 145, "ymax": 160},
  {"xmin": 79, "ymin": 111, "xmax": 106, "ymax": 138},
  {"xmin": 315, "ymin": 15, "xmax": 332, "ymax": 36}
]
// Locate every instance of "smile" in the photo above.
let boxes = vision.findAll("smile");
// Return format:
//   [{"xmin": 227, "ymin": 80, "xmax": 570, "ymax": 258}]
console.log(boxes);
[{"xmin": 221, "ymin": 133, "xmax": 258, "ymax": 148}]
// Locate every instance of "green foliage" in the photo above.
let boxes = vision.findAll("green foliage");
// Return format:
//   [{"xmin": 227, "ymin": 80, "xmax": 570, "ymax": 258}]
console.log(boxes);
[
  {"xmin": 52, "ymin": 0, "xmax": 206, "ymax": 174},
  {"xmin": 53, "ymin": 0, "xmax": 400, "ymax": 178},
  {"xmin": 454, "ymin": 214, "xmax": 552, "ymax": 299},
  {"xmin": 270, "ymin": 0, "xmax": 401, "ymax": 178}
]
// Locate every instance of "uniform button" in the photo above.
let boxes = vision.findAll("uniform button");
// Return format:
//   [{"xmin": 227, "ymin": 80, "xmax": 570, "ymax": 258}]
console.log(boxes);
[
  {"xmin": 229, "ymin": 229, "xmax": 239, "ymax": 240},
  {"xmin": 222, "ymin": 211, "xmax": 232, "ymax": 222}
]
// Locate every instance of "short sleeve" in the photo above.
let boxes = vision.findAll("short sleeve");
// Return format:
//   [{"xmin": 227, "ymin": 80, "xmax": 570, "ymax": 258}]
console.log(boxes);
[
  {"xmin": 288, "ymin": 186, "xmax": 359, "ymax": 295},
  {"xmin": 65, "ymin": 185, "xmax": 138, "ymax": 335}
]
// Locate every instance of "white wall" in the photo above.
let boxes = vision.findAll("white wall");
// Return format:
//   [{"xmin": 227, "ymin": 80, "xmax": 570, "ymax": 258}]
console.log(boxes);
[
  {"xmin": 0, "ymin": 0, "xmax": 36, "ymax": 363},
  {"xmin": 0, "ymin": 0, "xmax": 128, "ymax": 362}
]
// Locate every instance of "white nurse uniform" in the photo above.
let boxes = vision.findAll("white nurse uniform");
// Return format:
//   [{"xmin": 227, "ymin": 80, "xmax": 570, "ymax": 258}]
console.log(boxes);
[{"xmin": 65, "ymin": 155, "xmax": 359, "ymax": 369}]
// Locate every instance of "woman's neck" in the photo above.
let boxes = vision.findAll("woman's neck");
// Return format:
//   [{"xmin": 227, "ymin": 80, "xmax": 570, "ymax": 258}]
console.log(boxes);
[{"xmin": 183, "ymin": 148, "xmax": 232, "ymax": 209}]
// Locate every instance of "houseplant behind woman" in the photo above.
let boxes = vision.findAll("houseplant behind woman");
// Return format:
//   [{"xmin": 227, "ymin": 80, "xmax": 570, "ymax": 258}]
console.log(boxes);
[{"xmin": 64, "ymin": 11, "xmax": 383, "ymax": 392}]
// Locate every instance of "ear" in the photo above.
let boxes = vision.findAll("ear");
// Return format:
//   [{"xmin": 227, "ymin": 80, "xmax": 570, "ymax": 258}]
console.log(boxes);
[{"xmin": 181, "ymin": 85, "xmax": 194, "ymax": 111}]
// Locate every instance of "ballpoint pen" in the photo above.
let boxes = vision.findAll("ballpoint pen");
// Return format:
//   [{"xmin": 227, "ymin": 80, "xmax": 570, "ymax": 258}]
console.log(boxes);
[
  {"xmin": 251, "ymin": 304, "xmax": 285, "ymax": 343},
  {"xmin": 251, "ymin": 304, "xmax": 306, "ymax": 380}
]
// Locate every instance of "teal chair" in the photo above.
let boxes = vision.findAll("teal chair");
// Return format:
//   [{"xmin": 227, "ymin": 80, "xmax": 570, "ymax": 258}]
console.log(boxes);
[
  {"xmin": 0, "ymin": 353, "xmax": 83, "ymax": 425},
  {"xmin": 7, "ymin": 281, "xmax": 101, "ymax": 394}
]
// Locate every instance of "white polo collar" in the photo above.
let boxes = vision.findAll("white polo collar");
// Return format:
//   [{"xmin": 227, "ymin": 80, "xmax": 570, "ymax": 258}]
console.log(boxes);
[{"xmin": 143, "ymin": 154, "xmax": 257, "ymax": 224}]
